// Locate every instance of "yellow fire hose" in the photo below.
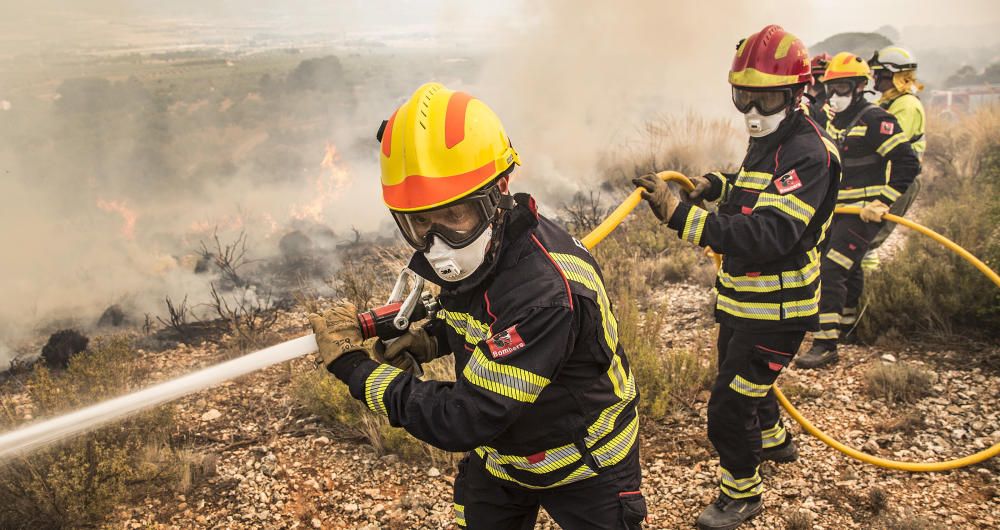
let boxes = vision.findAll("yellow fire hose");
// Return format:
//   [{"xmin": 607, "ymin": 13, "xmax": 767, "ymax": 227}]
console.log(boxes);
[{"xmin": 582, "ymin": 171, "xmax": 1000, "ymax": 472}]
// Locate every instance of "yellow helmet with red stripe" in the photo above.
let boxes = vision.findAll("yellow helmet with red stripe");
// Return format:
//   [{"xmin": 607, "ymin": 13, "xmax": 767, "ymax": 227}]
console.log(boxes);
[
  {"xmin": 821, "ymin": 52, "xmax": 871, "ymax": 83},
  {"xmin": 378, "ymin": 83, "xmax": 520, "ymax": 212}
]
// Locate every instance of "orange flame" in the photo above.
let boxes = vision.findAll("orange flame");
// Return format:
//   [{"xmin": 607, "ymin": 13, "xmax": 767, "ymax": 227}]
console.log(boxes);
[
  {"xmin": 96, "ymin": 199, "xmax": 138, "ymax": 239},
  {"xmin": 290, "ymin": 142, "xmax": 351, "ymax": 222}
]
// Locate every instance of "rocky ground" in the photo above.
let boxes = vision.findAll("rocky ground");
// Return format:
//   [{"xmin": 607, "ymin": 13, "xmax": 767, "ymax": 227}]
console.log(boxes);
[
  {"xmin": 70, "ymin": 275, "xmax": 991, "ymax": 530},
  {"xmin": 4, "ymin": 223, "xmax": 998, "ymax": 529}
]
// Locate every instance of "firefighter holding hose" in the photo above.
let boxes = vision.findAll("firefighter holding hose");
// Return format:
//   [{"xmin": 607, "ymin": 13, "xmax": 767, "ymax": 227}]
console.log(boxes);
[
  {"xmin": 794, "ymin": 53, "xmax": 921, "ymax": 369},
  {"xmin": 308, "ymin": 83, "xmax": 646, "ymax": 529},
  {"xmin": 634, "ymin": 25, "xmax": 840, "ymax": 529}
]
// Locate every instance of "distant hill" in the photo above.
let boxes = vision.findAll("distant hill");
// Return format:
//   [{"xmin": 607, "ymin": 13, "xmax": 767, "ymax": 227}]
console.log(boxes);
[{"xmin": 810, "ymin": 32, "xmax": 893, "ymax": 59}]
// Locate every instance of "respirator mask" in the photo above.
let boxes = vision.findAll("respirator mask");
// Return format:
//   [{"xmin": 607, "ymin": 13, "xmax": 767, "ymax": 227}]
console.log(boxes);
[{"xmin": 732, "ymin": 86, "xmax": 795, "ymax": 138}]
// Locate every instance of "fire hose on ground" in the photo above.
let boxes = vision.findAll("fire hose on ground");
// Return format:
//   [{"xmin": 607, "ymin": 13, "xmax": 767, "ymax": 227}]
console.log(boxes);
[{"xmin": 1, "ymin": 172, "xmax": 998, "ymax": 472}]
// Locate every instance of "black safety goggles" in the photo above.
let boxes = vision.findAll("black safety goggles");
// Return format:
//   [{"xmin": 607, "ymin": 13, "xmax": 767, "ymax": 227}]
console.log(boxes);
[
  {"xmin": 391, "ymin": 185, "xmax": 509, "ymax": 252},
  {"xmin": 731, "ymin": 86, "xmax": 794, "ymax": 116},
  {"xmin": 826, "ymin": 79, "xmax": 860, "ymax": 97}
]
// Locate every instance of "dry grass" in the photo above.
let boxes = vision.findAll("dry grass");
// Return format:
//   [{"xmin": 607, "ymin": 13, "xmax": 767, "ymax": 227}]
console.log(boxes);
[
  {"xmin": 784, "ymin": 510, "xmax": 814, "ymax": 530},
  {"xmin": 859, "ymin": 104, "xmax": 1000, "ymax": 341},
  {"xmin": 863, "ymin": 362, "xmax": 934, "ymax": 404},
  {"xmin": 0, "ymin": 336, "xmax": 181, "ymax": 529}
]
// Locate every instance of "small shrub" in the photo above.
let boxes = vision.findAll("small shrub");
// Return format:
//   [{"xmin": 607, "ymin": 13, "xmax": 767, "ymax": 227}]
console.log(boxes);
[
  {"xmin": 864, "ymin": 362, "xmax": 934, "ymax": 404},
  {"xmin": 784, "ymin": 510, "xmax": 813, "ymax": 530},
  {"xmin": 0, "ymin": 336, "xmax": 179, "ymax": 529},
  {"xmin": 881, "ymin": 515, "xmax": 937, "ymax": 530},
  {"xmin": 40, "ymin": 329, "xmax": 89, "ymax": 369},
  {"xmin": 867, "ymin": 487, "xmax": 889, "ymax": 516}
]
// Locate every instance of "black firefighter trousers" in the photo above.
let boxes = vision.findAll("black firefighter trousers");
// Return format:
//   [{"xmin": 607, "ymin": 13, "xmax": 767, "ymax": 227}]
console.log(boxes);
[
  {"xmin": 816, "ymin": 214, "xmax": 883, "ymax": 346},
  {"xmin": 708, "ymin": 325, "xmax": 804, "ymax": 500},
  {"xmin": 453, "ymin": 444, "xmax": 647, "ymax": 529}
]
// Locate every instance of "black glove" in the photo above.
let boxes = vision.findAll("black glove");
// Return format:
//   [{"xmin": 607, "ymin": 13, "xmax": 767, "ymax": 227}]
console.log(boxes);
[{"xmin": 686, "ymin": 174, "xmax": 713, "ymax": 203}]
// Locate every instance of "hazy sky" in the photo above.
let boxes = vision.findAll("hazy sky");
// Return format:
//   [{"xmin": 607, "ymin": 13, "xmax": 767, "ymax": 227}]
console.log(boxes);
[{"xmin": 3, "ymin": 0, "xmax": 999, "ymax": 45}]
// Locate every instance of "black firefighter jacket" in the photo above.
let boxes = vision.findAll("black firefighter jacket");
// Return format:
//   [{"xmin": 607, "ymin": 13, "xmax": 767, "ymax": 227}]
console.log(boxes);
[
  {"xmin": 827, "ymin": 98, "xmax": 920, "ymax": 206},
  {"xmin": 667, "ymin": 110, "xmax": 841, "ymax": 332},
  {"xmin": 330, "ymin": 194, "xmax": 639, "ymax": 489}
]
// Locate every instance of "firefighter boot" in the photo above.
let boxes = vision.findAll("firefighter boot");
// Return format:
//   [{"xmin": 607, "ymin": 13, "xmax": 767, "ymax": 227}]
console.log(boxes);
[
  {"xmin": 794, "ymin": 343, "xmax": 839, "ymax": 369},
  {"xmin": 762, "ymin": 438, "xmax": 798, "ymax": 463},
  {"xmin": 696, "ymin": 493, "xmax": 763, "ymax": 530}
]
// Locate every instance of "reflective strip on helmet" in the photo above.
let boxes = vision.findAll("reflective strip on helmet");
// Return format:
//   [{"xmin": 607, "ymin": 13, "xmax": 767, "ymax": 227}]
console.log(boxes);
[
  {"xmin": 463, "ymin": 346, "xmax": 550, "ymax": 403},
  {"xmin": 876, "ymin": 132, "xmax": 909, "ymax": 156},
  {"xmin": 720, "ymin": 467, "xmax": 764, "ymax": 499},
  {"xmin": 826, "ymin": 248, "xmax": 855, "ymax": 270},
  {"xmin": 364, "ymin": 364, "xmax": 404, "ymax": 416},
  {"xmin": 454, "ymin": 504, "xmax": 466, "ymax": 528},
  {"xmin": 729, "ymin": 67, "xmax": 803, "ymax": 88},
  {"xmin": 761, "ymin": 422, "xmax": 787, "ymax": 449},
  {"xmin": 682, "ymin": 207, "xmax": 709, "ymax": 245},
  {"xmin": 735, "ymin": 169, "xmax": 773, "ymax": 190},
  {"xmin": 753, "ymin": 192, "xmax": 816, "ymax": 225}
]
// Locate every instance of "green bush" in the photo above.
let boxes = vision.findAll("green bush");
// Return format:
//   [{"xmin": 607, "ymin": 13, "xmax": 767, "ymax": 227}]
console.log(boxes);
[
  {"xmin": 0, "ymin": 336, "xmax": 179, "ymax": 529},
  {"xmin": 858, "ymin": 108, "xmax": 1000, "ymax": 341}
]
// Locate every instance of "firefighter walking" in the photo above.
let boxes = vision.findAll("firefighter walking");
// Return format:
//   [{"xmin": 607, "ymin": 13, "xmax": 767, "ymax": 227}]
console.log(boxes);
[
  {"xmin": 795, "ymin": 53, "xmax": 921, "ymax": 369},
  {"xmin": 635, "ymin": 25, "xmax": 839, "ymax": 529},
  {"xmin": 309, "ymin": 83, "xmax": 647, "ymax": 529}
]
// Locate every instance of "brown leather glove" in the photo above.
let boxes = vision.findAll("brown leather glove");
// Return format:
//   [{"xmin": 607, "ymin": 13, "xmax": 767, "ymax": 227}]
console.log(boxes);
[
  {"xmin": 686, "ymin": 174, "xmax": 713, "ymax": 202},
  {"xmin": 860, "ymin": 199, "xmax": 890, "ymax": 223},
  {"xmin": 374, "ymin": 327, "xmax": 438, "ymax": 373},
  {"xmin": 632, "ymin": 173, "xmax": 680, "ymax": 223},
  {"xmin": 307, "ymin": 303, "xmax": 366, "ymax": 370}
]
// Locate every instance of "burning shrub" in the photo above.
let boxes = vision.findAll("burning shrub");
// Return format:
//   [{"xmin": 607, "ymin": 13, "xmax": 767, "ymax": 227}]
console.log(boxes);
[
  {"xmin": 40, "ymin": 329, "xmax": 89, "ymax": 369},
  {"xmin": 0, "ymin": 336, "xmax": 180, "ymax": 529}
]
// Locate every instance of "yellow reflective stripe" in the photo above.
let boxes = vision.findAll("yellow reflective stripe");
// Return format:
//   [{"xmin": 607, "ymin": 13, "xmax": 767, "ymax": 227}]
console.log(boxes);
[
  {"xmin": 550, "ymin": 253, "xmax": 621, "ymax": 359},
  {"xmin": 847, "ymin": 125, "xmax": 868, "ymax": 136},
  {"xmin": 481, "ymin": 442, "xmax": 582, "ymax": 474},
  {"xmin": 753, "ymin": 192, "xmax": 815, "ymax": 225},
  {"xmin": 735, "ymin": 169, "xmax": 773, "ymax": 190},
  {"xmin": 761, "ymin": 421, "xmax": 786, "ymax": 448},
  {"xmin": 821, "ymin": 137, "xmax": 842, "ymax": 164},
  {"xmin": 819, "ymin": 313, "xmax": 841, "ymax": 324},
  {"xmin": 439, "ymin": 308, "xmax": 491, "ymax": 346},
  {"xmin": 713, "ymin": 172, "xmax": 733, "ymax": 201},
  {"xmin": 682, "ymin": 207, "xmax": 709, "ymax": 245},
  {"xmin": 463, "ymin": 347, "xmax": 550, "ymax": 403},
  {"xmin": 586, "ymin": 373, "xmax": 637, "ymax": 445},
  {"xmin": 782, "ymin": 289, "xmax": 820, "ymax": 318},
  {"xmin": 877, "ymin": 132, "xmax": 908, "ymax": 156},
  {"xmin": 717, "ymin": 294, "xmax": 780, "ymax": 320},
  {"xmin": 729, "ymin": 374, "xmax": 771, "ymax": 398},
  {"xmin": 590, "ymin": 413, "xmax": 640, "ymax": 468},
  {"xmin": 719, "ymin": 248, "xmax": 821, "ymax": 293},
  {"xmin": 783, "ymin": 248, "xmax": 822, "ymax": 288},
  {"xmin": 814, "ymin": 329, "xmax": 839, "ymax": 340},
  {"xmin": 477, "ymin": 447, "xmax": 599, "ymax": 490},
  {"xmin": 721, "ymin": 467, "xmax": 762, "ymax": 490},
  {"xmin": 826, "ymin": 248, "xmax": 854, "ymax": 270},
  {"xmin": 454, "ymin": 504, "xmax": 466, "ymax": 527},
  {"xmin": 883, "ymin": 185, "xmax": 902, "ymax": 201},
  {"xmin": 838, "ymin": 185, "xmax": 890, "ymax": 201},
  {"xmin": 364, "ymin": 364, "xmax": 403, "ymax": 416}
]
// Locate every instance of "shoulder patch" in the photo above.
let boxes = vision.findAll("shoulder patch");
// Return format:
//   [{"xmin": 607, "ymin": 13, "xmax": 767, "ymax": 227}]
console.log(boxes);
[
  {"xmin": 774, "ymin": 169, "xmax": 803, "ymax": 195},
  {"xmin": 487, "ymin": 325, "xmax": 526, "ymax": 359},
  {"xmin": 880, "ymin": 121, "xmax": 894, "ymax": 135}
]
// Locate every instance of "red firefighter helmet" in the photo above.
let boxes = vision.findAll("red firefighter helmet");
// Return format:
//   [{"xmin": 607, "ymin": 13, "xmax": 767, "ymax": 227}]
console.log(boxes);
[
  {"xmin": 729, "ymin": 25, "xmax": 812, "ymax": 88},
  {"xmin": 811, "ymin": 53, "xmax": 832, "ymax": 77}
]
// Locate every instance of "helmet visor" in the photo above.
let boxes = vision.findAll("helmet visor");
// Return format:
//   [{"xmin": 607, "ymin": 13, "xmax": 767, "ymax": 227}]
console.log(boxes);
[
  {"xmin": 391, "ymin": 187, "xmax": 502, "ymax": 251},
  {"xmin": 732, "ymin": 87, "xmax": 793, "ymax": 116}
]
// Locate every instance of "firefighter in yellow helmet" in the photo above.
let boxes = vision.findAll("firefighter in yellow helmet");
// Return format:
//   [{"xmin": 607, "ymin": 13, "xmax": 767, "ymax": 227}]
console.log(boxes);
[
  {"xmin": 308, "ymin": 83, "xmax": 647, "ymax": 529},
  {"xmin": 860, "ymin": 45, "xmax": 928, "ymax": 273},
  {"xmin": 795, "ymin": 53, "xmax": 921, "ymax": 368}
]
